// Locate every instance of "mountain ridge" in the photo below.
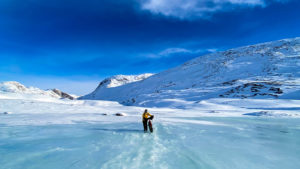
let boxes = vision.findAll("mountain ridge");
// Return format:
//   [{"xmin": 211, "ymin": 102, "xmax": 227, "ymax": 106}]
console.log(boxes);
[
  {"xmin": 80, "ymin": 73, "xmax": 153, "ymax": 99},
  {"xmin": 0, "ymin": 81, "xmax": 76, "ymax": 100},
  {"xmin": 80, "ymin": 37, "xmax": 300, "ymax": 107}
]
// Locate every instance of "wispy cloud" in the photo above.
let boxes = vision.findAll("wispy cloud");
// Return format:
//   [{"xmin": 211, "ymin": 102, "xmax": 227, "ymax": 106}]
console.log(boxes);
[
  {"xmin": 144, "ymin": 47, "xmax": 218, "ymax": 58},
  {"xmin": 159, "ymin": 48, "xmax": 192, "ymax": 56},
  {"xmin": 139, "ymin": 0, "xmax": 288, "ymax": 19}
]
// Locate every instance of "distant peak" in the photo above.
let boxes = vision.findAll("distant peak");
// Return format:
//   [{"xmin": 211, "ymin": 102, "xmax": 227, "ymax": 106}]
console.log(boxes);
[
  {"xmin": 0, "ymin": 81, "xmax": 76, "ymax": 100},
  {"xmin": 97, "ymin": 73, "xmax": 154, "ymax": 89},
  {"xmin": 0, "ymin": 81, "xmax": 28, "ymax": 92}
]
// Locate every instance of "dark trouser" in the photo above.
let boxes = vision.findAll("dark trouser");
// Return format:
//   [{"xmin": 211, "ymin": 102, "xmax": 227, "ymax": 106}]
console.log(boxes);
[
  {"xmin": 143, "ymin": 119, "xmax": 148, "ymax": 132},
  {"xmin": 143, "ymin": 119, "xmax": 153, "ymax": 132}
]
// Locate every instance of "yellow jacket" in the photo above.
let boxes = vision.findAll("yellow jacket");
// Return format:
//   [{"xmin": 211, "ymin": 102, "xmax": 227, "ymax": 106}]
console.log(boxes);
[{"xmin": 142, "ymin": 112, "xmax": 152, "ymax": 120}]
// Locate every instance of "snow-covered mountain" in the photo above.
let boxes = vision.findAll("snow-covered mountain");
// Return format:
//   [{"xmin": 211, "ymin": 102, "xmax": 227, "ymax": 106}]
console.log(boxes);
[
  {"xmin": 0, "ymin": 81, "xmax": 76, "ymax": 100},
  {"xmin": 81, "ymin": 37, "xmax": 300, "ymax": 107},
  {"xmin": 97, "ymin": 73, "xmax": 153, "ymax": 88},
  {"xmin": 80, "ymin": 73, "xmax": 153, "ymax": 99}
]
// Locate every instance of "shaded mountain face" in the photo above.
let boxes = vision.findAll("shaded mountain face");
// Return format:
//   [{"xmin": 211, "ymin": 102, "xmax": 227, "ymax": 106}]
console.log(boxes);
[
  {"xmin": 0, "ymin": 81, "xmax": 76, "ymax": 100},
  {"xmin": 81, "ymin": 37, "xmax": 300, "ymax": 107},
  {"xmin": 51, "ymin": 89, "xmax": 76, "ymax": 100}
]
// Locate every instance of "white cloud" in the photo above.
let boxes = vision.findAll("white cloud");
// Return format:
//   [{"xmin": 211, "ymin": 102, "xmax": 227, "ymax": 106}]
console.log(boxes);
[
  {"xmin": 139, "ymin": 0, "xmax": 285, "ymax": 19},
  {"xmin": 159, "ymin": 48, "xmax": 192, "ymax": 56},
  {"xmin": 145, "ymin": 47, "xmax": 218, "ymax": 58}
]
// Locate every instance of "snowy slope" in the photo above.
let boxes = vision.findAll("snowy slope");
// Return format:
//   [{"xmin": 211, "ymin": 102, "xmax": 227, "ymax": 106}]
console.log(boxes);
[
  {"xmin": 80, "ymin": 73, "xmax": 153, "ymax": 99},
  {"xmin": 97, "ymin": 74, "xmax": 154, "ymax": 88},
  {"xmin": 80, "ymin": 37, "xmax": 300, "ymax": 107},
  {"xmin": 0, "ymin": 81, "xmax": 76, "ymax": 101}
]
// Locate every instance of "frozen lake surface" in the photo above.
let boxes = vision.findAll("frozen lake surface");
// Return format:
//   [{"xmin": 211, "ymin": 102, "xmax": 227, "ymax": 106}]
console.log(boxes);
[{"xmin": 1, "ymin": 114, "xmax": 300, "ymax": 169}]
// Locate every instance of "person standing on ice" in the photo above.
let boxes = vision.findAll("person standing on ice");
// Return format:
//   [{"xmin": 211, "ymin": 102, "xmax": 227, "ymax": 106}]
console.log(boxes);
[{"xmin": 142, "ymin": 109, "xmax": 154, "ymax": 133}]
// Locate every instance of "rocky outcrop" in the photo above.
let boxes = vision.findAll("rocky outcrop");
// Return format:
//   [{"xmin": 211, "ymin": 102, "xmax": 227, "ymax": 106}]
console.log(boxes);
[{"xmin": 51, "ymin": 89, "xmax": 75, "ymax": 100}]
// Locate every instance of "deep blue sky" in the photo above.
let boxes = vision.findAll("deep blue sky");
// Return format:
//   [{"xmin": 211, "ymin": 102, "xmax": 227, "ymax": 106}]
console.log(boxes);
[{"xmin": 1, "ymin": 0, "xmax": 300, "ymax": 95}]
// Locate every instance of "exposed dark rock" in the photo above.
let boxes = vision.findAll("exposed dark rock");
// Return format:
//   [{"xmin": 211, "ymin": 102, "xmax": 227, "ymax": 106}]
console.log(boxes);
[
  {"xmin": 115, "ymin": 113, "xmax": 126, "ymax": 116},
  {"xmin": 52, "ymin": 89, "xmax": 75, "ymax": 100},
  {"xmin": 269, "ymin": 87, "xmax": 283, "ymax": 94},
  {"xmin": 220, "ymin": 81, "xmax": 283, "ymax": 99},
  {"xmin": 222, "ymin": 79, "xmax": 238, "ymax": 86}
]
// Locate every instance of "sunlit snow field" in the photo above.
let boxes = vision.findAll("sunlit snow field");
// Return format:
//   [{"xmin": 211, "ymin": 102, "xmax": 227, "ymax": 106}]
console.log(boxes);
[{"xmin": 1, "ymin": 98, "xmax": 300, "ymax": 169}]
